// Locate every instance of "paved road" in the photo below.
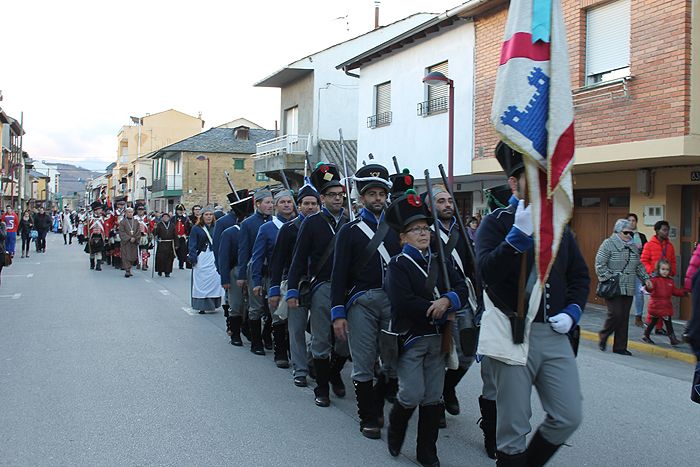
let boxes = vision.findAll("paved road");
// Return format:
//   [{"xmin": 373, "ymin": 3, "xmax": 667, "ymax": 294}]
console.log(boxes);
[{"xmin": 1, "ymin": 233, "xmax": 697, "ymax": 466}]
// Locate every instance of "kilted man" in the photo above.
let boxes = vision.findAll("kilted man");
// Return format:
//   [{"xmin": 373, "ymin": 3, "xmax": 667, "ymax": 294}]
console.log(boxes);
[
  {"xmin": 219, "ymin": 193, "xmax": 255, "ymax": 345},
  {"xmin": 384, "ymin": 190, "xmax": 468, "ymax": 467},
  {"xmin": 476, "ymin": 142, "xmax": 589, "ymax": 466},
  {"xmin": 250, "ymin": 189, "xmax": 296, "ymax": 362},
  {"xmin": 188, "ymin": 206, "xmax": 223, "ymax": 314},
  {"xmin": 84, "ymin": 201, "xmax": 106, "ymax": 271},
  {"xmin": 268, "ymin": 183, "xmax": 320, "ymax": 386},
  {"xmin": 154, "ymin": 212, "xmax": 176, "ymax": 277},
  {"xmin": 118, "ymin": 207, "xmax": 142, "ymax": 278},
  {"xmin": 330, "ymin": 163, "xmax": 400, "ymax": 439},
  {"xmin": 286, "ymin": 163, "xmax": 350, "ymax": 407},
  {"xmin": 174, "ymin": 204, "xmax": 191, "ymax": 269},
  {"xmin": 237, "ymin": 189, "xmax": 273, "ymax": 354}
]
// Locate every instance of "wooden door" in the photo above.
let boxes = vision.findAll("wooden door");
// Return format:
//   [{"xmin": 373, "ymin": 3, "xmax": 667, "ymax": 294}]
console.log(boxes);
[
  {"xmin": 571, "ymin": 189, "xmax": 630, "ymax": 304},
  {"xmin": 679, "ymin": 186, "xmax": 700, "ymax": 320}
]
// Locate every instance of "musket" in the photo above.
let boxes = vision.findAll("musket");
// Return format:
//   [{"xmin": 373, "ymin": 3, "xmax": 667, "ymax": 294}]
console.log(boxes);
[
  {"xmin": 392, "ymin": 156, "xmax": 401, "ymax": 174},
  {"xmin": 437, "ymin": 164, "xmax": 482, "ymax": 298},
  {"xmin": 425, "ymin": 169, "xmax": 454, "ymax": 354},
  {"xmin": 223, "ymin": 171, "xmax": 240, "ymax": 201},
  {"xmin": 339, "ymin": 128, "xmax": 355, "ymax": 221}
]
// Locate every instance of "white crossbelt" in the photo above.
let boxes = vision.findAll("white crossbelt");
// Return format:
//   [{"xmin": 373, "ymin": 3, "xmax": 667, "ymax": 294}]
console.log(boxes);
[
  {"xmin": 356, "ymin": 220, "xmax": 391, "ymax": 264},
  {"xmin": 433, "ymin": 225, "xmax": 478, "ymax": 311}
]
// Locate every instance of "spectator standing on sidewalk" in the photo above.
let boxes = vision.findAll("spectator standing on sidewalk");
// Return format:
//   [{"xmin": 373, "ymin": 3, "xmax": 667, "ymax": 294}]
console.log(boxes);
[
  {"xmin": 627, "ymin": 213, "xmax": 648, "ymax": 327},
  {"xmin": 686, "ymin": 262, "xmax": 700, "ymax": 404},
  {"xmin": 642, "ymin": 259, "xmax": 686, "ymax": 346},
  {"xmin": 33, "ymin": 207, "xmax": 52, "ymax": 253},
  {"xmin": 1, "ymin": 205, "xmax": 19, "ymax": 258},
  {"xmin": 0, "ymin": 220, "xmax": 6, "ymax": 285},
  {"xmin": 18, "ymin": 210, "xmax": 34, "ymax": 258},
  {"xmin": 641, "ymin": 220, "xmax": 676, "ymax": 334},
  {"xmin": 61, "ymin": 207, "xmax": 73, "ymax": 245},
  {"xmin": 596, "ymin": 219, "xmax": 652, "ymax": 355}
]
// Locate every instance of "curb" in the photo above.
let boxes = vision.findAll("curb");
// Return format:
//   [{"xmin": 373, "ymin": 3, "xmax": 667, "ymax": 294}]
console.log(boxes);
[{"xmin": 580, "ymin": 330, "xmax": 696, "ymax": 365}]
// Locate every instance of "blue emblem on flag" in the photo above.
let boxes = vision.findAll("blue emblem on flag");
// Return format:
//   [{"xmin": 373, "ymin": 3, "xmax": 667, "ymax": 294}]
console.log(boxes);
[{"xmin": 500, "ymin": 67, "xmax": 550, "ymax": 158}]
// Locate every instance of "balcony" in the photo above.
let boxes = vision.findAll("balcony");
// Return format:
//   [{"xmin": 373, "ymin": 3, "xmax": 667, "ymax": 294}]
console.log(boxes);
[
  {"xmin": 417, "ymin": 96, "xmax": 448, "ymax": 116},
  {"xmin": 151, "ymin": 174, "xmax": 183, "ymax": 195},
  {"xmin": 367, "ymin": 111, "xmax": 392, "ymax": 129},
  {"xmin": 254, "ymin": 134, "xmax": 310, "ymax": 174}
]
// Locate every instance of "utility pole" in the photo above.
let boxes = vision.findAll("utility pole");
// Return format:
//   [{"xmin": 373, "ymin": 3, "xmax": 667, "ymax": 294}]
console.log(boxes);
[{"xmin": 17, "ymin": 112, "xmax": 24, "ymax": 209}]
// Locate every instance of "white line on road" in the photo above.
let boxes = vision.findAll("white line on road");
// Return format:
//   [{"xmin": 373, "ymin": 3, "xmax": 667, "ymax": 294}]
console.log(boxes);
[
  {"xmin": 0, "ymin": 293, "xmax": 22, "ymax": 299},
  {"xmin": 181, "ymin": 307, "xmax": 197, "ymax": 316},
  {"xmin": 159, "ymin": 290, "xmax": 171, "ymax": 296},
  {"xmin": 144, "ymin": 279, "xmax": 152, "ymax": 283},
  {"xmin": 3, "ymin": 274, "xmax": 34, "ymax": 278}
]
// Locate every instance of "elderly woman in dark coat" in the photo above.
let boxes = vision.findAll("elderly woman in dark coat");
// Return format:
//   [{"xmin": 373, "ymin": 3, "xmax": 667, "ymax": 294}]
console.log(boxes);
[
  {"xmin": 596, "ymin": 218, "xmax": 652, "ymax": 355},
  {"xmin": 154, "ymin": 212, "xmax": 176, "ymax": 277}
]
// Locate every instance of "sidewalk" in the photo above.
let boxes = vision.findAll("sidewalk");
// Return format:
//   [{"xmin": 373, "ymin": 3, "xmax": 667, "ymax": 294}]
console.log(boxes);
[{"xmin": 579, "ymin": 303, "xmax": 696, "ymax": 364}]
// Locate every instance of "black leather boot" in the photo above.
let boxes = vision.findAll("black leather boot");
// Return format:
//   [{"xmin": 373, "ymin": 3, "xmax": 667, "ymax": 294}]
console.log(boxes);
[
  {"xmin": 373, "ymin": 376, "xmax": 387, "ymax": 427},
  {"xmin": 313, "ymin": 358, "xmax": 331, "ymax": 407},
  {"xmin": 272, "ymin": 322, "xmax": 290, "ymax": 368},
  {"xmin": 262, "ymin": 315, "xmax": 273, "ymax": 350},
  {"xmin": 222, "ymin": 304, "xmax": 230, "ymax": 318},
  {"xmin": 329, "ymin": 352, "xmax": 347, "ymax": 398},
  {"xmin": 229, "ymin": 316, "xmax": 243, "ymax": 346},
  {"xmin": 90, "ymin": 258, "xmax": 95, "ymax": 269},
  {"xmin": 443, "ymin": 367, "xmax": 468, "ymax": 415},
  {"xmin": 386, "ymin": 377, "xmax": 398, "ymax": 404},
  {"xmin": 387, "ymin": 402, "xmax": 415, "ymax": 457},
  {"xmin": 95, "ymin": 260, "xmax": 102, "ymax": 271},
  {"xmin": 241, "ymin": 318, "xmax": 251, "ymax": 342},
  {"xmin": 354, "ymin": 380, "xmax": 381, "ymax": 439},
  {"xmin": 416, "ymin": 404, "xmax": 441, "ymax": 467},
  {"xmin": 497, "ymin": 451, "xmax": 527, "ymax": 466},
  {"xmin": 478, "ymin": 396, "xmax": 497, "ymax": 459},
  {"xmin": 525, "ymin": 430, "xmax": 561, "ymax": 467},
  {"xmin": 249, "ymin": 319, "xmax": 265, "ymax": 355}
]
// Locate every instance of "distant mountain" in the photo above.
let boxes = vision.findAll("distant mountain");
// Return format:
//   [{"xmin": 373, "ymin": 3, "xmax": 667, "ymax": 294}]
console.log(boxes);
[{"xmin": 50, "ymin": 163, "xmax": 103, "ymax": 197}]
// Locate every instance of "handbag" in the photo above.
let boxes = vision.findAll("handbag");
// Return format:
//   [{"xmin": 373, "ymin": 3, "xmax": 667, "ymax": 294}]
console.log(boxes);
[
  {"xmin": 596, "ymin": 249, "xmax": 632, "ymax": 299},
  {"xmin": 30, "ymin": 229, "xmax": 38, "ymax": 239},
  {"xmin": 3, "ymin": 252, "xmax": 12, "ymax": 267}
]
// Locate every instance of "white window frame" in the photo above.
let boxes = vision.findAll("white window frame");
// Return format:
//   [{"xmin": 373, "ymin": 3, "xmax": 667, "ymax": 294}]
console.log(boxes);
[{"xmin": 585, "ymin": 0, "xmax": 631, "ymax": 86}]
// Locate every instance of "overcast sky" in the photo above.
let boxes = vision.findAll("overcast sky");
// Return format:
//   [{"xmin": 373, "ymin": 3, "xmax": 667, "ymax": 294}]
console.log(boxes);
[{"xmin": 2, "ymin": 0, "xmax": 461, "ymax": 171}]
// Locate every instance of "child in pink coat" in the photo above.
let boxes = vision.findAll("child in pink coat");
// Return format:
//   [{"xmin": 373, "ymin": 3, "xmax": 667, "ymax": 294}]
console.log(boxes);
[{"xmin": 643, "ymin": 259, "xmax": 687, "ymax": 345}]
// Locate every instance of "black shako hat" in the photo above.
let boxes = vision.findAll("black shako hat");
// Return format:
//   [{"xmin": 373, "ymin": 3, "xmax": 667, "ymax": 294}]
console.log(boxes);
[
  {"xmin": 484, "ymin": 184, "xmax": 512, "ymax": 211},
  {"xmin": 353, "ymin": 163, "xmax": 390, "ymax": 195},
  {"xmin": 495, "ymin": 141, "xmax": 525, "ymax": 178},
  {"xmin": 90, "ymin": 200, "xmax": 104, "ymax": 211},
  {"xmin": 231, "ymin": 194, "xmax": 254, "ymax": 219},
  {"xmin": 310, "ymin": 163, "xmax": 343, "ymax": 194},
  {"xmin": 296, "ymin": 183, "xmax": 320, "ymax": 203},
  {"xmin": 389, "ymin": 168, "xmax": 414, "ymax": 199},
  {"xmin": 227, "ymin": 189, "xmax": 250, "ymax": 206},
  {"xmin": 385, "ymin": 189, "xmax": 433, "ymax": 233}
]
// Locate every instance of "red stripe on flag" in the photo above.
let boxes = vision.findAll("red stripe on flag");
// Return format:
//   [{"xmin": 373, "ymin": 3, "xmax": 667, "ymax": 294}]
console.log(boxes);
[
  {"xmin": 538, "ymin": 169, "xmax": 553, "ymax": 281},
  {"xmin": 548, "ymin": 123, "xmax": 575, "ymax": 193},
  {"xmin": 500, "ymin": 32, "xmax": 551, "ymax": 65}
]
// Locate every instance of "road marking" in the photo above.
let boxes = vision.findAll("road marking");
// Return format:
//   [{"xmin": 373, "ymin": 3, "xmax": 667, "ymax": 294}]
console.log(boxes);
[
  {"xmin": 159, "ymin": 289, "xmax": 171, "ymax": 296},
  {"xmin": 182, "ymin": 307, "xmax": 198, "ymax": 316},
  {"xmin": 4, "ymin": 274, "xmax": 34, "ymax": 278},
  {"xmin": 144, "ymin": 279, "xmax": 152, "ymax": 283},
  {"xmin": 27, "ymin": 273, "xmax": 34, "ymax": 278},
  {"xmin": 0, "ymin": 293, "xmax": 22, "ymax": 299}
]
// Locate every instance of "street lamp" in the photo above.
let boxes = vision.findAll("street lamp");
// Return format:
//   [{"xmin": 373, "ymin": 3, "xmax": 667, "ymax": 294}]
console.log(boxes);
[
  {"xmin": 138, "ymin": 176, "xmax": 148, "ymax": 208},
  {"xmin": 196, "ymin": 155, "xmax": 210, "ymax": 205},
  {"xmin": 423, "ymin": 71, "xmax": 455, "ymax": 190}
]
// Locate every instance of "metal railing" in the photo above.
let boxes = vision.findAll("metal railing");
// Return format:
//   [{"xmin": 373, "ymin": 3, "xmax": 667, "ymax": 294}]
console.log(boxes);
[
  {"xmin": 367, "ymin": 111, "xmax": 392, "ymax": 128},
  {"xmin": 417, "ymin": 96, "xmax": 449, "ymax": 116},
  {"xmin": 255, "ymin": 134, "xmax": 312, "ymax": 158},
  {"xmin": 151, "ymin": 174, "xmax": 183, "ymax": 192}
]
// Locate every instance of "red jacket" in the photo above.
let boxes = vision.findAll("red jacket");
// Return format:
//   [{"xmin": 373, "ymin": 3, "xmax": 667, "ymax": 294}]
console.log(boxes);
[
  {"xmin": 640, "ymin": 235, "xmax": 676, "ymax": 277},
  {"xmin": 646, "ymin": 276, "xmax": 685, "ymax": 318},
  {"xmin": 684, "ymin": 243, "xmax": 700, "ymax": 291}
]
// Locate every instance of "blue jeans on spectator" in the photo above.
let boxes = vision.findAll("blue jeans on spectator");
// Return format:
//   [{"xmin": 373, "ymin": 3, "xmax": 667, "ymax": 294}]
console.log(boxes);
[{"xmin": 634, "ymin": 277, "xmax": 644, "ymax": 317}]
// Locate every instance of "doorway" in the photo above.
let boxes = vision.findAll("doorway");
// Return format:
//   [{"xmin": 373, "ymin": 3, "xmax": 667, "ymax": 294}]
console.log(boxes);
[{"xmin": 679, "ymin": 186, "xmax": 699, "ymax": 320}]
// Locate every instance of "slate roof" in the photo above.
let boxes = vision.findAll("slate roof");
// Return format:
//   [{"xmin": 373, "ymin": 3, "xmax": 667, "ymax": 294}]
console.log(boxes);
[
  {"xmin": 318, "ymin": 139, "xmax": 357, "ymax": 176},
  {"xmin": 152, "ymin": 128, "xmax": 277, "ymax": 156}
]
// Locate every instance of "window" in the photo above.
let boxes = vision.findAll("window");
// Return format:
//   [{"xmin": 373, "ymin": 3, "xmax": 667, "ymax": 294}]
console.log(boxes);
[
  {"xmin": 234, "ymin": 159, "xmax": 245, "ymax": 171},
  {"xmin": 368, "ymin": 81, "xmax": 392, "ymax": 128},
  {"xmin": 256, "ymin": 173, "xmax": 269, "ymax": 182},
  {"xmin": 284, "ymin": 106, "xmax": 298, "ymax": 135},
  {"xmin": 585, "ymin": 0, "xmax": 631, "ymax": 85},
  {"xmin": 426, "ymin": 61, "xmax": 449, "ymax": 115}
]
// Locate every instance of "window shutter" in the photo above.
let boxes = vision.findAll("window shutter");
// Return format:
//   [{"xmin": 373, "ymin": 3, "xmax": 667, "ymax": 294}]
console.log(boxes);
[
  {"xmin": 428, "ymin": 61, "xmax": 449, "ymax": 102},
  {"xmin": 375, "ymin": 82, "xmax": 391, "ymax": 115},
  {"xmin": 586, "ymin": 0, "xmax": 631, "ymax": 77}
]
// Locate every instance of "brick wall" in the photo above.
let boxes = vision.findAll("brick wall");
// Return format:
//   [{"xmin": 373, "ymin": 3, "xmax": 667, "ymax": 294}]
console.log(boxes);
[{"xmin": 473, "ymin": 0, "xmax": 692, "ymax": 164}]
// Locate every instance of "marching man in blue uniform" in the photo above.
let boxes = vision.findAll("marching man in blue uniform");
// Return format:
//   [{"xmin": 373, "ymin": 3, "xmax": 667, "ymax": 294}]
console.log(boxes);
[
  {"xmin": 218, "ymin": 193, "xmax": 255, "ymax": 346},
  {"xmin": 330, "ymin": 163, "xmax": 401, "ymax": 439},
  {"xmin": 250, "ymin": 189, "xmax": 296, "ymax": 362},
  {"xmin": 476, "ymin": 142, "xmax": 589, "ymax": 467},
  {"xmin": 286, "ymin": 163, "xmax": 350, "ymax": 407},
  {"xmin": 268, "ymin": 183, "xmax": 320, "ymax": 387},
  {"xmin": 384, "ymin": 190, "xmax": 469, "ymax": 467},
  {"xmin": 237, "ymin": 188, "xmax": 274, "ymax": 355}
]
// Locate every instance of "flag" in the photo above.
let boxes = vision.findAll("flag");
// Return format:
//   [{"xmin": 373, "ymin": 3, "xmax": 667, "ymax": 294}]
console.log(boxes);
[{"xmin": 491, "ymin": 0, "xmax": 575, "ymax": 283}]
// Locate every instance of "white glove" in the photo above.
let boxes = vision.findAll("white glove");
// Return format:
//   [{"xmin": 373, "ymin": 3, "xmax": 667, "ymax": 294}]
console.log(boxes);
[
  {"xmin": 513, "ymin": 199, "xmax": 533, "ymax": 236},
  {"xmin": 548, "ymin": 313, "xmax": 573, "ymax": 334}
]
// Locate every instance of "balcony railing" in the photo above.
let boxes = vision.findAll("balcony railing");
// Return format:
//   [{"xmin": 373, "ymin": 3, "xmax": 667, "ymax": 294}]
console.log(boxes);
[
  {"xmin": 367, "ymin": 111, "xmax": 392, "ymax": 128},
  {"xmin": 151, "ymin": 174, "xmax": 183, "ymax": 193},
  {"xmin": 417, "ymin": 96, "xmax": 449, "ymax": 116},
  {"xmin": 255, "ymin": 134, "xmax": 312, "ymax": 158}
]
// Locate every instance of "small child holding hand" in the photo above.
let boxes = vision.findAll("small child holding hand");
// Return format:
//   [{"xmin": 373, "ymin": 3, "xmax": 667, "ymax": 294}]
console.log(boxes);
[{"xmin": 643, "ymin": 259, "xmax": 687, "ymax": 346}]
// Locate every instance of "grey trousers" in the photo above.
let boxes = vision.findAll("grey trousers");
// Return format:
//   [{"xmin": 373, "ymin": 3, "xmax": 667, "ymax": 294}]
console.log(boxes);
[
  {"xmin": 480, "ymin": 356, "xmax": 498, "ymax": 401},
  {"xmin": 452, "ymin": 308, "xmax": 476, "ymax": 369},
  {"xmin": 347, "ymin": 289, "xmax": 395, "ymax": 382},
  {"xmin": 489, "ymin": 323, "xmax": 583, "ymax": 455},
  {"xmin": 288, "ymin": 310, "xmax": 309, "ymax": 378},
  {"xmin": 310, "ymin": 282, "xmax": 349, "ymax": 359},
  {"xmin": 227, "ymin": 268, "xmax": 244, "ymax": 318},
  {"xmin": 397, "ymin": 335, "xmax": 445, "ymax": 408},
  {"xmin": 247, "ymin": 263, "xmax": 264, "ymax": 320}
]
